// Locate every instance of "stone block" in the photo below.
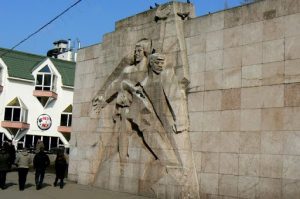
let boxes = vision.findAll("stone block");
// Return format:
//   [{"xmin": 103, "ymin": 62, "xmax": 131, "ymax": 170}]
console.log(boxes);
[
  {"xmin": 285, "ymin": 59, "xmax": 300, "ymax": 83},
  {"xmin": 188, "ymin": 53, "xmax": 206, "ymax": 74},
  {"xmin": 239, "ymin": 132, "xmax": 261, "ymax": 154},
  {"xmin": 189, "ymin": 72, "xmax": 205, "ymax": 92},
  {"xmin": 283, "ymin": 155, "xmax": 300, "ymax": 180},
  {"xmin": 259, "ymin": 178, "xmax": 282, "ymax": 199},
  {"xmin": 219, "ymin": 132, "xmax": 239, "ymax": 153},
  {"xmin": 206, "ymin": 30, "xmax": 223, "ymax": 52},
  {"xmin": 262, "ymin": 108, "xmax": 285, "ymax": 131},
  {"xmin": 202, "ymin": 111, "xmax": 221, "ymax": 131},
  {"xmin": 283, "ymin": 179, "xmax": 300, "ymax": 199},
  {"xmin": 223, "ymin": 47, "xmax": 242, "ymax": 69},
  {"xmin": 284, "ymin": 107, "xmax": 300, "ymax": 130},
  {"xmin": 261, "ymin": 85, "xmax": 284, "ymax": 108},
  {"xmin": 200, "ymin": 131, "xmax": 220, "ymax": 152},
  {"xmin": 261, "ymin": 131, "xmax": 284, "ymax": 155},
  {"xmin": 242, "ymin": 64, "xmax": 262, "ymax": 87},
  {"xmin": 222, "ymin": 67, "xmax": 241, "ymax": 89},
  {"xmin": 238, "ymin": 176, "xmax": 259, "ymax": 199},
  {"xmin": 221, "ymin": 110, "xmax": 240, "ymax": 132},
  {"xmin": 239, "ymin": 154, "xmax": 260, "ymax": 176},
  {"xmin": 242, "ymin": 1, "xmax": 264, "ymax": 24},
  {"xmin": 224, "ymin": 7, "xmax": 243, "ymax": 28},
  {"xmin": 223, "ymin": 26, "xmax": 243, "ymax": 49},
  {"xmin": 263, "ymin": 16, "xmax": 285, "ymax": 41},
  {"xmin": 285, "ymin": 83, "xmax": 300, "ymax": 107},
  {"xmin": 262, "ymin": 61, "xmax": 284, "ymax": 85},
  {"xmin": 203, "ymin": 90, "xmax": 222, "ymax": 111},
  {"xmin": 189, "ymin": 112, "xmax": 203, "ymax": 132},
  {"xmin": 219, "ymin": 153, "xmax": 238, "ymax": 175},
  {"xmin": 260, "ymin": 154, "xmax": 283, "ymax": 178},
  {"xmin": 185, "ymin": 34, "xmax": 206, "ymax": 55},
  {"xmin": 204, "ymin": 70, "xmax": 223, "ymax": 91},
  {"xmin": 219, "ymin": 174, "xmax": 238, "ymax": 197},
  {"xmin": 190, "ymin": 132, "xmax": 202, "ymax": 151},
  {"xmin": 241, "ymin": 109, "xmax": 261, "ymax": 131},
  {"xmin": 242, "ymin": 43, "xmax": 263, "ymax": 66},
  {"xmin": 221, "ymin": 88, "xmax": 241, "ymax": 110},
  {"xmin": 201, "ymin": 152, "xmax": 219, "ymax": 173},
  {"xmin": 242, "ymin": 22, "xmax": 263, "ymax": 45},
  {"xmin": 188, "ymin": 92, "xmax": 204, "ymax": 112},
  {"xmin": 263, "ymin": 39, "xmax": 285, "ymax": 63},
  {"xmin": 200, "ymin": 173, "xmax": 219, "ymax": 195},
  {"xmin": 283, "ymin": 132, "xmax": 300, "ymax": 155},
  {"xmin": 284, "ymin": 13, "xmax": 300, "ymax": 38},
  {"xmin": 285, "ymin": 36, "xmax": 300, "ymax": 60},
  {"xmin": 193, "ymin": 151, "xmax": 202, "ymax": 172},
  {"xmin": 205, "ymin": 50, "xmax": 223, "ymax": 71}
]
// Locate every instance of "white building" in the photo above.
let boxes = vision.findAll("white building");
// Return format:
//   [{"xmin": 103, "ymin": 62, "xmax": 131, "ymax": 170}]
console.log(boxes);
[{"xmin": 0, "ymin": 42, "xmax": 76, "ymax": 152}]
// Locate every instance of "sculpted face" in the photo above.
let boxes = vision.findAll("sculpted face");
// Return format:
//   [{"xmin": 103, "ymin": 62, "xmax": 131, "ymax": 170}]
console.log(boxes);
[
  {"xmin": 134, "ymin": 45, "xmax": 145, "ymax": 63},
  {"xmin": 150, "ymin": 53, "xmax": 166, "ymax": 74}
]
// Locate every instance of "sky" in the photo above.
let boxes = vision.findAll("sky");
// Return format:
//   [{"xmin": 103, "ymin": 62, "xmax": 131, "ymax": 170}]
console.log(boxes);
[{"xmin": 0, "ymin": 0, "xmax": 242, "ymax": 56}]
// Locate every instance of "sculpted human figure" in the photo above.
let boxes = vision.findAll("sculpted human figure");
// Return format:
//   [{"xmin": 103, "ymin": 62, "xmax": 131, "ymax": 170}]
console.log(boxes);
[{"xmin": 91, "ymin": 39, "xmax": 151, "ymax": 165}]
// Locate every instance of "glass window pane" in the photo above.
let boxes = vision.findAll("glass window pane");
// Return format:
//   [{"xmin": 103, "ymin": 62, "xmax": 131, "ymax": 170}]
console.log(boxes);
[
  {"xmin": 60, "ymin": 114, "xmax": 68, "ymax": 126},
  {"xmin": 36, "ymin": 75, "xmax": 43, "ymax": 85},
  {"xmin": 43, "ymin": 86, "xmax": 51, "ymax": 91},
  {"xmin": 43, "ymin": 136, "xmax": 50, "ymax": 151},
  {"xmin": 35, "ymin": 86, "xmax": 42, "ymax": 90},
  {"xmin": 4, "ymin": 108, "xmax": 12, "ymax": 121},
  {"xmin": 13, "ymin": 108, "xmax": 21, "ymax": 121},
  {"xmin": 50, "ymin": 137, "xmax": 58, "ymax": 149},
  {"xmin": 25, "ymin": 135, "xmax": 33, "ymax": 149},
  {"xmin": 44, "ymin": 74, "xmax": 51, "ymax": 86},
  {"xmin": 68, "ymin": 114, "xmax": 72, "ymax": 127}
]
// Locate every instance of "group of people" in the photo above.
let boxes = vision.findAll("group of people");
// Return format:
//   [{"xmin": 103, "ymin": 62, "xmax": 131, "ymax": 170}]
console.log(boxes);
[{"xmin": 0, "ymin": 140, "xmax": 68, "ymax": 191}]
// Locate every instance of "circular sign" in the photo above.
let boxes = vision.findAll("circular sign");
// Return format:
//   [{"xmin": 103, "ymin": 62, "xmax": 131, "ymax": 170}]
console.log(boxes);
[{"xmin": 37, "ymin": 114, "xmax": 52, "ymax": 130}]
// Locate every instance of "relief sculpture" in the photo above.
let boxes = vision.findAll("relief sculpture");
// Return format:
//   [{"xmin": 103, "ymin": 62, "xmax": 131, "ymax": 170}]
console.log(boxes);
[{"xmin": 92, "ymin": 39, "xmax": 198, "ymax": 198}]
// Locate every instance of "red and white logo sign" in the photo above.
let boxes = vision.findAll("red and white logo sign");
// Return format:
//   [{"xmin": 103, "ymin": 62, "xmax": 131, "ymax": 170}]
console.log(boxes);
[{"xmin": 37, "ymin": 114, "xmax": 52, "ymax": 130}]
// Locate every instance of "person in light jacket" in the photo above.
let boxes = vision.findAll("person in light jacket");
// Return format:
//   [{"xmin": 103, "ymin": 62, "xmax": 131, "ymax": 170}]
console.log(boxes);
[{"xmin": 15, "ymin": 147, "xmax": 31, "ymax": 191}]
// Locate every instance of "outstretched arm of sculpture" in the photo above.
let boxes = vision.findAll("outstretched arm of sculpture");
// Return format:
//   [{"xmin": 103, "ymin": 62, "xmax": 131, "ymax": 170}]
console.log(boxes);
[{"xmin": 121, "ymin": 80, "xmax": 145, "ymax": 98}]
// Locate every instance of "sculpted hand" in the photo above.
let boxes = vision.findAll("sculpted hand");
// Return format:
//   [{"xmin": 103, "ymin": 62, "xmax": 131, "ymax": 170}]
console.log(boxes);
[{"xmin": 92, "ymin": 95, "xmax": 107, "ymax": 113}]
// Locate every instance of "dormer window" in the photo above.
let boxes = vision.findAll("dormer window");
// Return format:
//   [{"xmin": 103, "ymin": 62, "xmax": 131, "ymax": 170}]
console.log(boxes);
[
  {"xmin": 4, "ymin": 97, "xmax": 28, "ymax": 122},
  {"xmin": 35, "ymin": 65, "xmax": 56, "ymax": 91},
  {"xmin": 33, "ymin": 65, "xmax": 58, "ymax": 107},
  {"xmin": 60, "ymin": 105, "xmax": 72, "ymax": 127},
  {"xmin": 58, "ymin": 105, "xmax": 72, "ymax": 135},
  {"xmin": 1, "ymin": 97, "xmax": 29, "ymax": 132}
]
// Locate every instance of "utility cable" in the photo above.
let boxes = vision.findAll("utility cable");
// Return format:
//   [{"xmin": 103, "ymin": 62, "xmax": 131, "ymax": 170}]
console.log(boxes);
[{"xmin": 0, "ymin": 0, "xmax": 83, "ymax": 58}]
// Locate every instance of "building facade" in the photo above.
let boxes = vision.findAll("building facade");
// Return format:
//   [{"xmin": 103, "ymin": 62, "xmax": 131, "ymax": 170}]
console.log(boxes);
[{"xmin": 0, "ymin": 44, "xmax": 75, "ymax": 152}]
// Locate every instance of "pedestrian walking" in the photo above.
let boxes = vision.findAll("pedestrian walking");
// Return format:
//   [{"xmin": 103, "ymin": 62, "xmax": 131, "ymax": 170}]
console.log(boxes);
[
  {"xmin": 0, "ymin": 143, "xmax": 10, "ymax": 190},
  {"xmin": 53, "ymin": 151, "xmax": 67, "ymax": 189},
  {"xmin": 33, "ymin": 147, "xmax": 50, "ymax": 190},
  {"xmin": 35, "ymin": 139, "xmax": 44, "ymax": 153},
  {"xmin": 6, "ymin": 140, "xmax": 16, "ymax": 169},
  {"xmin": 15, "ymin": 147, "xmax": 31, "ymax": 191}
]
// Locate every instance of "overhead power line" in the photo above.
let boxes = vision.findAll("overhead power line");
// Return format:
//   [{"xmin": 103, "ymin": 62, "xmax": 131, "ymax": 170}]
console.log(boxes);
[{"xmin": 0, "ymin": 0, "xmax": 83, "ymax": 58}]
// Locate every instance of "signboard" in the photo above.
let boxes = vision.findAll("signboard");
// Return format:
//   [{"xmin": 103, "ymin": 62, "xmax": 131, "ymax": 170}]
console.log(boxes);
[{"xmin": 37, "ymin": 114, "xmax": 52, "ymax": 130}]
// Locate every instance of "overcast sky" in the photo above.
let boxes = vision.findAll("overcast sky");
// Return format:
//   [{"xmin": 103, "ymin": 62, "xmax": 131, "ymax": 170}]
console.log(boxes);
[{"xmin": 0, "ymin": 0, "xmax": 242, "ymax": 55}]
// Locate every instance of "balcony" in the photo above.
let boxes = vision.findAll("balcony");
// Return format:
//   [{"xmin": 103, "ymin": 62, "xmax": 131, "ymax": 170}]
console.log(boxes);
[
  {"xmin": 1, "ymin": 121, "xmax": 30, "ymax": 129},
  {"xmin": 57, "ymin": 126, "xmax": 71, "ymax": 133},
  {"xmin": 33, "ymin": 90, "xmax": 57, "ymax": 99}
]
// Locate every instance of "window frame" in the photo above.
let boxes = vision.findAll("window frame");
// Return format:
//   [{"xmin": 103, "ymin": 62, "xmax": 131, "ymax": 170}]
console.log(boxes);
[
  {"xmin": 60, "ymin": 112, "xmax": 72, "ymax": 127},
  {"xmin": 4, "ymin": 105, "xmax": 27, "ymax": 122},
  {"xmin": 35, "ymin": 66, "xmax": 56, "ymax": 92}
]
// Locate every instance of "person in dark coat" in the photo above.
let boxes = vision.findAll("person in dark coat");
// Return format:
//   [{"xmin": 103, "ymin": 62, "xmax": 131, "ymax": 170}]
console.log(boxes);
[
  {"xmin": 6, "ymin": 140, "xmax": 16, "ymax": 169},
  {"xmin": 33, "ymin": 147, "xmax": 50, "ymax": 190},
  {"xmin": 0, "ymin": 144, "xmax": 10, "ymax": 189},
  {"xmin": 53, "ymin": 152, "xmax": 67, "ymax": 189}
]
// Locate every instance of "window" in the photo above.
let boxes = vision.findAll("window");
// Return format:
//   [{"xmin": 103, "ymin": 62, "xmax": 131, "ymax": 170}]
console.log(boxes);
[
  {"xmin": 60, "ymin": 105, "xmax": 72, "ymax": 127},
  {"xmin": 35, "ymin": 65, "xmax": 56, "ymax": 91},
  {"xmin": 4, "ymin": 97, "xmax": 28, "ymax": 123}
]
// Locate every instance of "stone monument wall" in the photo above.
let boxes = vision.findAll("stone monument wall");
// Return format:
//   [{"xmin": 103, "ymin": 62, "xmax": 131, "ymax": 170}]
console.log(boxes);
[{"xmin": 69, "ymin": 0, "xmax": 300, "ymax": 198}]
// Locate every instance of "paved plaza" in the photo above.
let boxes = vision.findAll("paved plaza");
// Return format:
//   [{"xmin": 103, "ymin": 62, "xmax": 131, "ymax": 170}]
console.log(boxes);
[{"xmin": 1, "ymin": 170, "xmax": 151, "ymax": 199}]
